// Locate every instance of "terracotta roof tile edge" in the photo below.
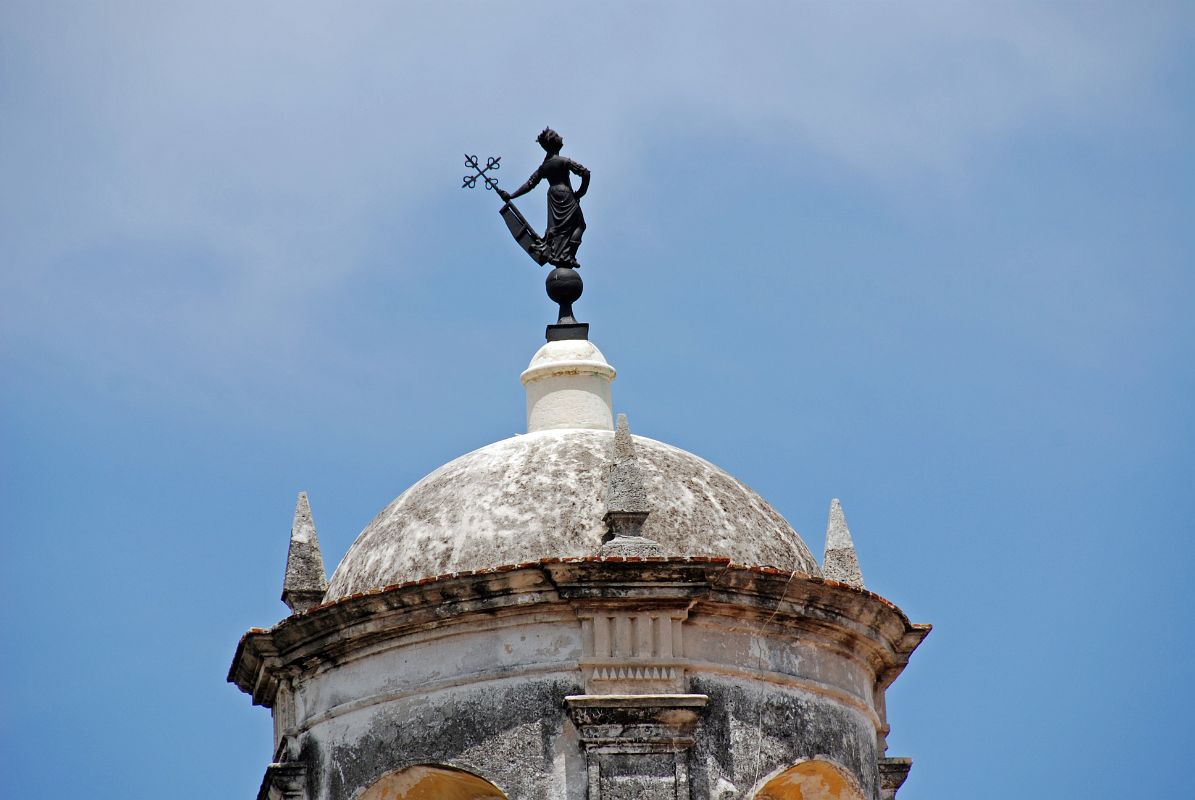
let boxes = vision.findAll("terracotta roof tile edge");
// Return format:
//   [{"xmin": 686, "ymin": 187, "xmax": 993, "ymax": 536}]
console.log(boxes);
[{"xmin": 263, "ymin": 556, "xmax": 914, "ymax": 630}]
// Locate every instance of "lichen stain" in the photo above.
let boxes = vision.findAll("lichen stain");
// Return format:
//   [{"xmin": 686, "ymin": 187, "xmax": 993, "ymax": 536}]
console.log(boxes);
[
  {"xmin": 756, "ymin": 761, "xmax": 862, "ymax": 800},
  {"xmin": 358, "ymin": 764, "xmax": 506, "ymax": 800}
]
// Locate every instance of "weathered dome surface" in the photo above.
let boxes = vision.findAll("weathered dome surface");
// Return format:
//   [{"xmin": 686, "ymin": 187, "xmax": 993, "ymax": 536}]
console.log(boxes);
[{"xmin": 327, "ymin": 428, "xmax": 819, "ymax": 599}]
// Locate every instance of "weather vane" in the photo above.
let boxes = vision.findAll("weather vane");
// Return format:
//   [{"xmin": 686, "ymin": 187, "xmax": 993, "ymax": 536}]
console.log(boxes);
[{"xmin": 463, "ymin": 127, "xmax": 591, "ymax": 341}]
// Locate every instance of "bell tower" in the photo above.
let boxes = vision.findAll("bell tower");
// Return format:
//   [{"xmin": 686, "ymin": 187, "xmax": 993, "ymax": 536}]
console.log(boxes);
[{"xmin": 229, "ymin": 134, "xmax": 930, "ymax": 800}]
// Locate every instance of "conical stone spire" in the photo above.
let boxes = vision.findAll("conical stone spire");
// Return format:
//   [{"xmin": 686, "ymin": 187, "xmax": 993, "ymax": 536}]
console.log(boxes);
[
  {"xmin": 600, "ymin": 414, "xmax": 662, "ymax": 556},
  {"xmin": 823, "ymin": 498, "xmax": 864, "ymax": 589},
  {"xmin": 282, "ymin": 491, "xmax": 329, "ymax": 613}
]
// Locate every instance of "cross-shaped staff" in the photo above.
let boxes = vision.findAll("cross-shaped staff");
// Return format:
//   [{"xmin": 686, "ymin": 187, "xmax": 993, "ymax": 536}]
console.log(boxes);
[
  {"xmin": 462, "ymin": 151, "xmax": 547, "ymax": 267},
  {"xmin": 462, "ymin": 154, "xmax": 501, "ymax": 191}
]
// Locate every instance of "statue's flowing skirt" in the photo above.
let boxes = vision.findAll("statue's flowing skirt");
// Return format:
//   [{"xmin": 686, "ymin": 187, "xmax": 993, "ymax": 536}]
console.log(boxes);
[{"xmin": 544, "ymin": 185, "xmax": 585, "ymax": 263}]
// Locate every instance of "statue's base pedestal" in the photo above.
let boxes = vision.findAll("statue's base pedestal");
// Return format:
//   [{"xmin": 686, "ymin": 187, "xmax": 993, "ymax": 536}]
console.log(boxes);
[{"xmin": 546, "ymin": 322, "xmax": 589, "ymax": 342}]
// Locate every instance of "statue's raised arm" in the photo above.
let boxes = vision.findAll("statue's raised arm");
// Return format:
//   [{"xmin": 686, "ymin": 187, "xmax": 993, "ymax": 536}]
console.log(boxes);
[{"xmin": 499, "ymin": 166, "xmax": 542, "ymax": 203}]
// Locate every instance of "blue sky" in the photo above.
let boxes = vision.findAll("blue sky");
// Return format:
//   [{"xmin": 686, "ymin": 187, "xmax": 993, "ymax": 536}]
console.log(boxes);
[{"xmin": 2, "ymin": 2, "xmax": 1192, "ymax": 798}]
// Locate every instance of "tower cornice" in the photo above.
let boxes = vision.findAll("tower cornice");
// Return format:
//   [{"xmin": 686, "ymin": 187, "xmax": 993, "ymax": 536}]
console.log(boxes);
[{"xmin": 229, "ymin": 557, "xmax": 929, "ymax": 715}]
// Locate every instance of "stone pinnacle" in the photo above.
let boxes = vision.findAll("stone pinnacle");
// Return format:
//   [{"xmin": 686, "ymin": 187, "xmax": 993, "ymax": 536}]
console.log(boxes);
[
  {"xmin": 822, "ymin": 498, "xmax": 864, "ymax": 589},
  {"xmin": 282, "ymin": 491, "xmax": 329, "ymax": 613},
  {"xmin": 600, "ymin": 414, "xmax": 661, "ymax": 556}
]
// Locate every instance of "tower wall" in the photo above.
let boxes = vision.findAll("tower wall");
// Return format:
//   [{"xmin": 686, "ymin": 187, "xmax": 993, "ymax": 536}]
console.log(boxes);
[{"xmin": 232, "ymin": 560, "xmax": 927, "ymax": 800}]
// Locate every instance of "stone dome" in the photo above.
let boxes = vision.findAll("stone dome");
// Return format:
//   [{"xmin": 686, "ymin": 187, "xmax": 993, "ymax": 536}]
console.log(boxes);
[{"xmin": 326, "ymin": 428, "xmax": 820, "ymax": 600}]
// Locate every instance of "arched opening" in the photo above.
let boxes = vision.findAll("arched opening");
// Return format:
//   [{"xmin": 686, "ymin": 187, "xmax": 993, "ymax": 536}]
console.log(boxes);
[
  {"xmin": 358, "ymin": 764, "xmax": 507, "ymax": 800},
  {"xmin": 754, "ymin": 760, "xmax": 865, "ymax": 800}
]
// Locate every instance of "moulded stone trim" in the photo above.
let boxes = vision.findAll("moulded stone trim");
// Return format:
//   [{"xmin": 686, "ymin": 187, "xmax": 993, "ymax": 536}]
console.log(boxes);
[
  {"xmin": 230, "ymin": 560, "xmax": 929, "ymax": 715},
  {"xmin": 566, "ymin": 694, "xmax": 707, "ymax": 800},
  {"xmin": 680, "ymin": 659, "xmax": 884, "ymax": 731},
  {"xmin": 300, "ymin": 664, "xmax": 583, "ymax": 729},
  {"xmin": 878, "ymin": 757, "xmax": 914, "ymax": 800},
  {"xmin": 283, "ymin": 605, "xmax": 582, "ymax": 680}
]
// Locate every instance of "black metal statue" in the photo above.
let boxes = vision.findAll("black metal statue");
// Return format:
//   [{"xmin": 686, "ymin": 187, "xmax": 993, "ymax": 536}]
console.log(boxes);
[
  {"xmin": 462, "ymin": 128, "xmax": 592, "ymax": 341},
  {"xmin": 498, "ymin": 128, "xmax": 589, "ymax": 269}
]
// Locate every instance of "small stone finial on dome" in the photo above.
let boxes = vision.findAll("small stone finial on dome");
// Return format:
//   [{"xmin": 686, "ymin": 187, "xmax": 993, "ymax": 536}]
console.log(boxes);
[
  {"xmin": 600, "ymin": 414, "xmax": 662, "ymax": 557},
  {"xmin": 823, "ymin": 498, "xmax": 864, "ymax": 589},
  {"xmin": 282, "ymin": 492, "xmax": 329, "ymax": 614}
]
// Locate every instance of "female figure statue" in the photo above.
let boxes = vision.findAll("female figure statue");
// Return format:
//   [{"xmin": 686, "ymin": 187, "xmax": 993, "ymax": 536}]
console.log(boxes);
[{"xmin": 498, "ymin": 128, "xmax": 590, "ymax": 268}]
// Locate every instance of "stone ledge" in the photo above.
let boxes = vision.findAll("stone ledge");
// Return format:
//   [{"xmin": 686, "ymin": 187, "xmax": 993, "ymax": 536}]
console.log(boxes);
[
  {"xmin": 565, "ymin": 694, "xmax": 708, "ymax": 750},
  {"xmin": 879, "ymin": 757, "xmax": 913, "ymax": 799},
  {"xmin": 230, "ymin": 559, "xmax": 929, "ymax": 709},
  {"xmin": 564, "ymin": 693, "xmax": 709, "ymax": 708}
]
